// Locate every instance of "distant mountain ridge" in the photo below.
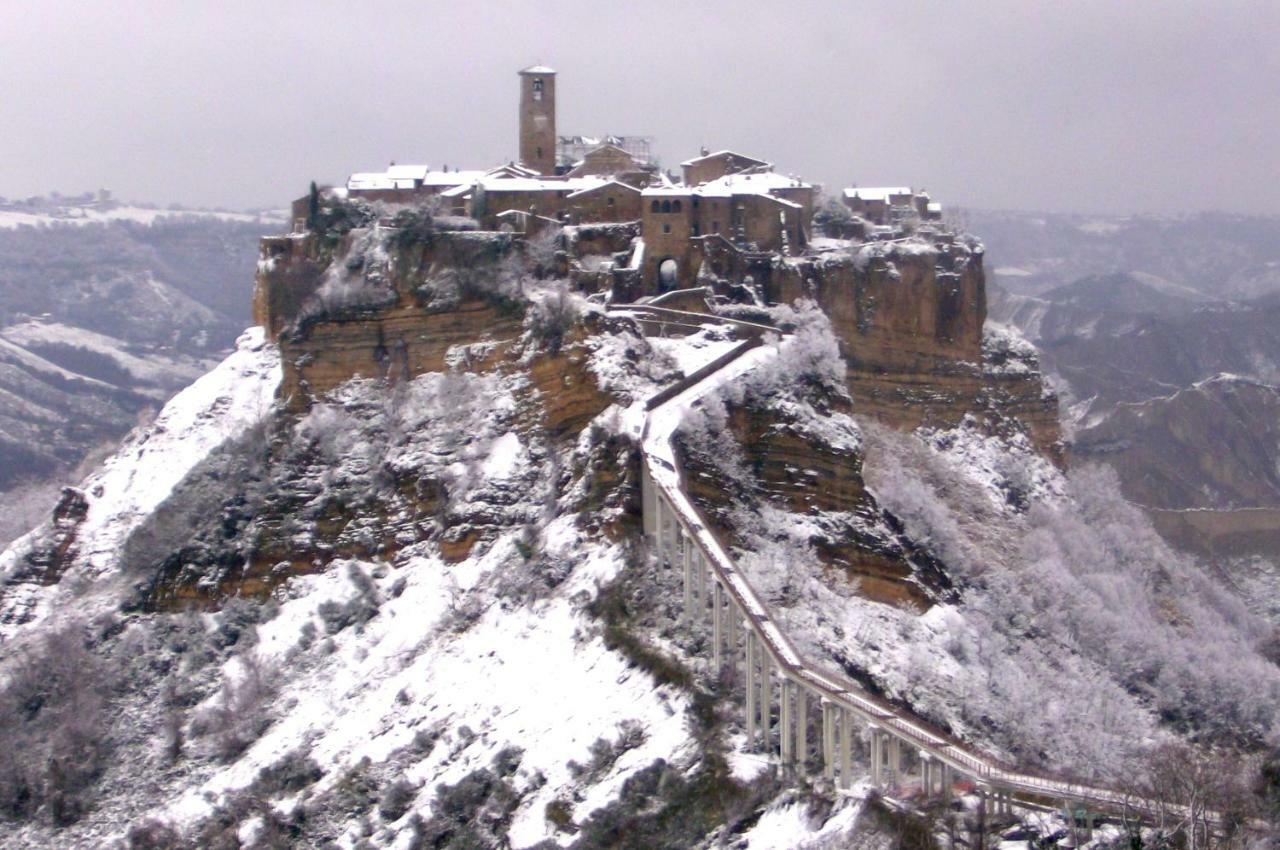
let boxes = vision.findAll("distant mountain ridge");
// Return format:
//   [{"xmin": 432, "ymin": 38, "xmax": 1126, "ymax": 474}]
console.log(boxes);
[
  {"xmin": 981, "ymin": 210, "xmax": 1280, "ymax": 557},
  {"xmin": 0, "ymin": 195, "xmax": 282, "ymax": 542},
  {"xmin": 973, "ymin": 209, "xmax": 1280, "ymax": 300}
]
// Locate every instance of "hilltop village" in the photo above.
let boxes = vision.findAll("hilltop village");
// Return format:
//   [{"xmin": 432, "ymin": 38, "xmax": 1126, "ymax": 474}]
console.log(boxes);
[
  {"xmin": 259, "ymin": 65, "xmax": 1058, "ymax": 466},
  {"xmin": 291, "ymin": 66, "xmax": 941, "ymax": 299}
]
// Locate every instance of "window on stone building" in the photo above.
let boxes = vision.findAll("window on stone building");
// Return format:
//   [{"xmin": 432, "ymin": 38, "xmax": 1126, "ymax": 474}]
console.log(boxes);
[
  {"xmin": 713, "ymin": 221, "xmax": 720, "ymax": 232},
  {"xmin": 607, "ymin": 197, "xmax": 615, "ymax": 206},
  {"xmin": 672, "ymin": 200, "xmax": 682, "ymax": 213},
  {"xmin": 532, "ymin": 78, "xmax": 544, "ymax": 101},
  {"xmin": 650, "ymin": 200, "xmax": 660, "ymax": 213},
  {"xmin": 663, "ymin": 223, "xmax": 671, "ymax": 234},
  {"xmin": 661, "ymin": 200, "xmax": 672, "ymax": 213},
  {"xmin": 692, "ymin": 223, "xmax": 700, "ymax": 236}
]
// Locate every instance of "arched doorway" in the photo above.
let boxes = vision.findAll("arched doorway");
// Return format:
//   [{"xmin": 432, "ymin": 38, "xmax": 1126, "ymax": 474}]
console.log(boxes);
[{"xmin": 657, "ymin": 258, "xmax": 679, "ymax": 292}]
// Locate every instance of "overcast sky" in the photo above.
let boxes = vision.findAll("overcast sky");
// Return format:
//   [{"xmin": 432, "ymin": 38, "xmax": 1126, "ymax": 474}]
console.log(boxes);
[{"xmin": 4, "ymin": 0, "xmax": 1277, "ymax": 215}]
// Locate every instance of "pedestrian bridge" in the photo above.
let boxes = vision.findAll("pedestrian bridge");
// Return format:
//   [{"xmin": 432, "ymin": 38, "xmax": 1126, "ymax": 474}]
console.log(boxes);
[{"xmin": 625, "ymin": 309, "xmax": 1137, "ymax": 823}]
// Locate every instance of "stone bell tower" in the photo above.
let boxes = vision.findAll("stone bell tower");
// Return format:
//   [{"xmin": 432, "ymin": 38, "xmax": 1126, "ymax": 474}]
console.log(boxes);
[{"xmin": 518, "ymin": 65, "xmax": 557, "ymax": 175}]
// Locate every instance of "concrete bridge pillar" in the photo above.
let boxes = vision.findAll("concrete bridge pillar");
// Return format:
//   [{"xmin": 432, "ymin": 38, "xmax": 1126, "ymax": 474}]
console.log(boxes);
[
  {"xmin": 839, "ymin": 708, "xmax": 854, "ymax": 790},
  {"xmin": 821, "ymin": 701, "xmax": 835, "ymax": 781},
  {"xmin": 940, "ymin": 762, "xmax": 952, "ymax": 802},
  {"xmin": 919, "ymin": 753, "xmax": 934, "ymax": 798},
  {"xmin": 727, "ymin": 601, "xmax": 739, "ymax": 667},
  {"xmin": 796, "ymin": 685, "xmax": 808, "ymax": 775},
  {"xmin": 695, "ymin": 548, "xmax": 706, "ymax": 615},
  {"xmin": 745, "ymin": 630, "xmax": 758, "ymax": 750},
  {"xmin": 680, "ymin": 529, "xmax": 692, "ymax": 621},
  {"xmin": 780, "ymin": 678, "xmax": 793, "ymax": 765},
  {"xmin": 887, "ymin": 734, "xmax": 901, "ymax": 787},
  {"xmin": 759, "ymin": 651, "xmax": 772, "ymax": 752},
  {"xmin": 641, "ymin": 465, "xmax": 656, "ymax": 537},
  {"xmin": 868, "ymin": 724, "xmax": 881, "ymax": 786},
  {"xmin": 711, "ymin": 580, "xmax": 723, "ymax": 669}
]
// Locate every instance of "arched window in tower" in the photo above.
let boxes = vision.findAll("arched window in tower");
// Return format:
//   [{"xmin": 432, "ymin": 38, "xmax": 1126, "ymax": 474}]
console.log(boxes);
[
  {"xmin": 650, "ymin": 200, "xmax": 660, "ymax": 213},
  {"xmin": 532, "ymin": 78, "xmax": 544, "ymax": 101},
  {"xmin": 672, "ymin": 200, "xmax": 682, "ymax": 213},
  {"xmin": 661, "ymin": 200, "xmax": 672, "ymax": 213}
]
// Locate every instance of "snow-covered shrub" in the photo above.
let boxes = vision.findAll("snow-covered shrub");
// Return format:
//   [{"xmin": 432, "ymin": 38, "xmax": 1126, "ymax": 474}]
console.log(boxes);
[
  {"xmin": 124, "ymin": 818, "xmax": 183, "ymax": 849},
  {"xmin": 420, "ymin": 257, "xmax": 525, "ymax": 317},
  {"xmin": 0, "ymin": 622, "xmax": 114, "ymax": 825},
  {"xmin": 567, "ymin": 719, "xmax": 648, "ymax": 782},
  {"xmin": 728, "ymin": 301, "xmax": 845, "ymax": 404},
  {"xmin": 251, "ymin": 749, "xmax": 324, "ymax": 797},
  {"xmin": 413, "ymin": 751, "xmax": 525, "ymax": 847},
  {"xmin": 298, "ymin": 228, "xmax": 397, "ymax": 325},
  {"xmin": 378, "ymin": 776, "xmax": 418, "ymax": 822},
  {"xmin": 812, "ymin": 195, "xmax": 854, "ymax": 236},
  {"xmin": 863, "ymin": 422, "xmax": 1280, "ymax": 766},
  {"xmin": 525, "ymin": 282, "xmax": 581, "ymax": 354},
  {"xmin": 189, "ymin": 649, "xmax": 276, "ymax": 762},
  {"xmin": 308, "ymin": 195, "xmax": 375, "ymax": 243},
  {"xmin": 315, "ymin": 563, "xmax": 381, "ymax": 635}
]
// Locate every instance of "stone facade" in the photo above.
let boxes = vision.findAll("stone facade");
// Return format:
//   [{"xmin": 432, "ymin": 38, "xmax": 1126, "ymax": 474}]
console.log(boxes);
[
  {"xmin": 518, "ymin": 66, "xmax": 557, "ymax": 175},
  {"xmin": 681, "ymin": 150, "xmax": 770, "ymax": 186},
  {"xmin": 562, "ymin": 181, "xmax": 642, "ymax": 224}
]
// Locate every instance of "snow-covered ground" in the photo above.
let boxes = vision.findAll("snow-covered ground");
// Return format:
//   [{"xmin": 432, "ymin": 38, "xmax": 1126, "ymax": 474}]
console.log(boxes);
[{"xmin": 155, "ymin": 523, "xmax": 694, "ymax": 848}]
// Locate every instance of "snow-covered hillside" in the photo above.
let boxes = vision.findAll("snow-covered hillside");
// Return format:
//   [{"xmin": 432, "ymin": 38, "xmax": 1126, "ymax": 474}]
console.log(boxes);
[
  {"xmin": 0, "ymin": 302, "xmax": 1274, "ymax": 848},
  {"xmin": 0, "ymin": 322, "xmax": 901, "ymax": 849}
]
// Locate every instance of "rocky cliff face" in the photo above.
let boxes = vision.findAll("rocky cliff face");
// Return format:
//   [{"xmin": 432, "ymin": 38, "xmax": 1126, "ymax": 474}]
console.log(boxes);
[
  {"xmin": 678, "ymin": 389, "xmax": 952, "ymax": 610},
  {"xmin": 698, "ymin": 236, "xmax": 1062, "ymax": 462},
  {"xmin": 246, "ymin": 221, "xmax": 1061, "ymax": 614}
]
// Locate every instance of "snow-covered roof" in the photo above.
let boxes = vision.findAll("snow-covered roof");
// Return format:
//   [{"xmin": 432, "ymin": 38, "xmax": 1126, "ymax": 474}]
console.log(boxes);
[
  {"xmin": 481, "ymin": 176, "xmax": 609, "ymax": 193},
  {"xmin": 679, "ymin": 149, "xmax": 771, "ymax": 168},
  {"xmin": 348, "ymin": 173, "xmax": 414, "ymax": 191},
  {"xmin": 487, "ymin": 163, "xmax": 541, "ymax": 178},
  {"xmin": 752, "ymin": 194, "xmax": 802, "ymax": 210},
  {"xmin": 414, "ymin": 170, "xmax": 483, "ymax": 187},
  {"xmin": 640, "ymin": 171, "xmax": 810, "ymax": 204},
  {"xmin": 640, "ymin": 187, "xmax": 695, "ymax": 198},
  {"xmin": 566, "ymin": 179, "xmax": 641, "ymax": 199},
  {"xmin": 349, "ymin": 166, "xmax": 538, "ymax": 194},
  {"xmin": 385, "ymin": 164, "xmax": 430, "ymax": 181},
  {"xmin": 440, "ymin": 183, "xmax": 475, "ymax": 199},
  {"xmin": 520, "ymin": 65, "xmax": 556, "ymax": 74},
  {"xmin": 699, "ymin": 171, "xmax": 811, "ymax": 195},
  {"xmin": 843, "ymin": 186, "xmax": 914, "ymax": 202}
]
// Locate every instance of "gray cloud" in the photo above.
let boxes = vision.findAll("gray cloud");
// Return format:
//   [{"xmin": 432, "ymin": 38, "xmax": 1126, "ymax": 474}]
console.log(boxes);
[{"xmin": 3, "ymin": 0, "xmax": 1277, "ymax": 214}]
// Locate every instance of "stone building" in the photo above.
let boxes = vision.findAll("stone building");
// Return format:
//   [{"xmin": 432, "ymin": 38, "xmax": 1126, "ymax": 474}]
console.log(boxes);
[
  {"xmin": 842, "ymin": 186, "xmax": 940, "ymax": 225},
  {"xmin": 637, "ymin": 169, "xmax": 814, "ymax": 292},
  {"xmin": 681, "ymin": 150, "xmax": 770, "ymax": 186},
  {"xmin": 322, "ymin": 66, "xmax": 944, "ymax": 299},
  {"xmin": 518, "ymin": 66, "xmax": 557, "ymax": 175},
  {"xmin": 565, "ymin": 144, "xmax": 654, "ymax": 186}
]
